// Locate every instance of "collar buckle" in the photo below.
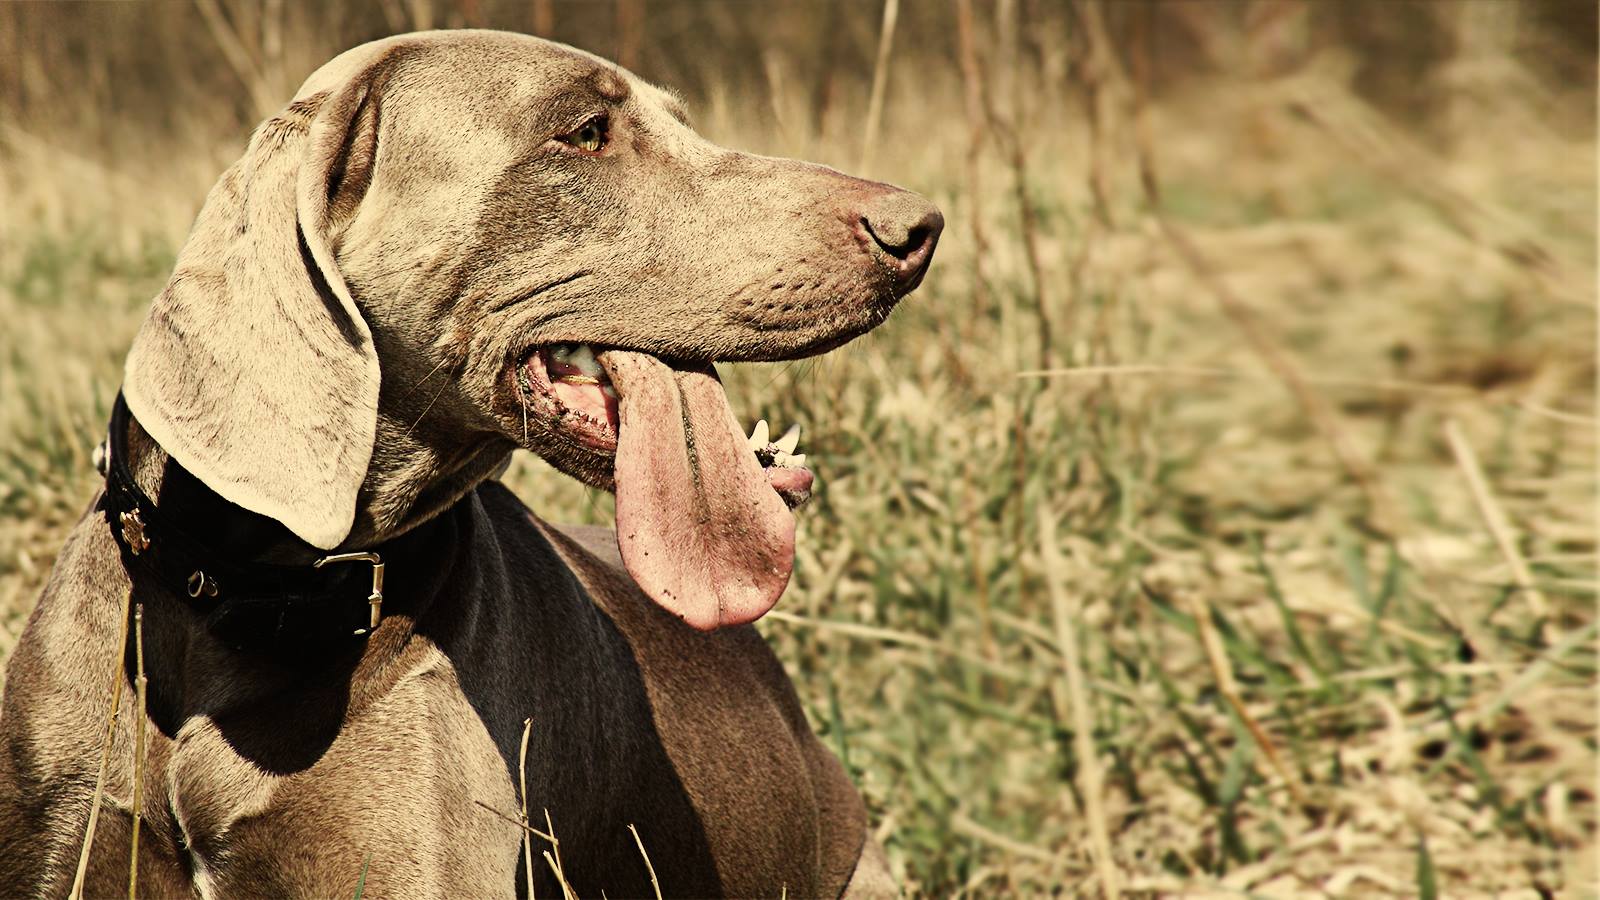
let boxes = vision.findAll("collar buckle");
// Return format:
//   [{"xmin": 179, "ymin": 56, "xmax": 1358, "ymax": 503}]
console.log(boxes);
[{"xmin": 313, "ymin": 551, "xmax": 386, "ymax": 635}]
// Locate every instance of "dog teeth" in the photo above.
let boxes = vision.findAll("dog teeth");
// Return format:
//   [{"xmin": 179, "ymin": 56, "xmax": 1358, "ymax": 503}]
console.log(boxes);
[
  {"xmin": 773, "ymin": 424, "xmax": 800, "ymax": 454},
  {"xmin": 548, "ymin": 343, "xmax": 604, "ymax": 376},
  {"xmin": 769, "ymin": 451, "xmax": 807, "ymax": 469},
  {"xmin": 566, "ymin": 344, "xmax": 603, "ymax": 377},
  {"xmin": 749, "ymin": 420, "xmax": 807, "ymax": 467}
]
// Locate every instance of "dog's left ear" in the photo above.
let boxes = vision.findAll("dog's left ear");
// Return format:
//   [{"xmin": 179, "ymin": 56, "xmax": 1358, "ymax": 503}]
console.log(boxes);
[{"xmin": 124, "ymin": 48, "xmax": 394, "ymax": 550}]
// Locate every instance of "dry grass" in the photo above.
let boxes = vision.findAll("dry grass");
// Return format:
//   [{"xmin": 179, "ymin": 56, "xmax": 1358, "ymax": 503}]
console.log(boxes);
[{"xmin": 1, "ymin": 3, "xmax": 1595, "ymax": 896}]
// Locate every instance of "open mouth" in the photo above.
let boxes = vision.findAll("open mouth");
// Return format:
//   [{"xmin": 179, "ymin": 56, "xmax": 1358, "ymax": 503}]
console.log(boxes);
[
  {"xmin": 516, "ymin": 344, "xmax": 623, "ymax": 452},
  {"xmin": 515, "ymin": 343, "xmax": 815, "ymax": 630}
]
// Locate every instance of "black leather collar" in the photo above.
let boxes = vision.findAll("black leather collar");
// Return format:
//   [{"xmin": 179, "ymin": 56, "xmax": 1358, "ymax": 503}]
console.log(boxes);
[{"xmin": 100, "ymin": 392, "xmax": 437, "ymax": 652}]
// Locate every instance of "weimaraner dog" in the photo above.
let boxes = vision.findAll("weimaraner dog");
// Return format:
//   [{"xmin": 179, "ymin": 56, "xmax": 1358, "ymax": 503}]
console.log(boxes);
[{"xmin": 0, "ymin": 30, "xmax": 940, "ymax": 899}]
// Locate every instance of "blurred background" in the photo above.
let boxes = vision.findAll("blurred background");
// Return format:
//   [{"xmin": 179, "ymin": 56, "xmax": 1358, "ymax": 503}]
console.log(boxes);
[{"xmin": 1, "ymin": 1, "xmax": 1595, "ymax": 896}]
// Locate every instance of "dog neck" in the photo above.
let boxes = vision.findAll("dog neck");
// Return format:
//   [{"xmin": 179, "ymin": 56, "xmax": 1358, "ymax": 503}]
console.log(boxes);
[
  {"xmin": 111, "ymin": 409, "xmax": 471, "ymax": 741},
  {"xmin": 342, "ymin": 404, "xmax": 518, "ymax": 550},
  {"xmin": 113, "ymin": 405, "xmax": 474, "ymax": 657}
]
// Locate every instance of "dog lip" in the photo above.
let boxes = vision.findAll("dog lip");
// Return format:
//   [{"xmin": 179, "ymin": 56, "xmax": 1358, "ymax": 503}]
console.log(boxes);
[
  {"xmin": 518, "ymin": 341, "xmax": 708, "ymax": 371},
  {"xmin": 514, "ymin": 347, "xmax": 621, "ymax": 454},
  {"xmin": 510, "ymin": 342, "xmax": 712, "ymax": 457}
]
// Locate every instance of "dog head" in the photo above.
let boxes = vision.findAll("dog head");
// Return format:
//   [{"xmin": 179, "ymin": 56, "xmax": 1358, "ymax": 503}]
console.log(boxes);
[{"xmin": 124, "ymin": 30, "xmax": 941, "ymax": 629}]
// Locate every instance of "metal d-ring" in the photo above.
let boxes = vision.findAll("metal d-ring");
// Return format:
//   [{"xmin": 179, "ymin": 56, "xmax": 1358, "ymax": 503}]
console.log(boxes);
[{"xmin": 186, "ymin": 570, "xmax": 218, "ymax": 598}]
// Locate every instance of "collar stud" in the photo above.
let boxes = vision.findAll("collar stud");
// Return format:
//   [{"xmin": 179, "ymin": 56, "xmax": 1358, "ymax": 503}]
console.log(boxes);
[{"xmin": 119, "ymin": 509, "xmax": 150, "ymax": 555}]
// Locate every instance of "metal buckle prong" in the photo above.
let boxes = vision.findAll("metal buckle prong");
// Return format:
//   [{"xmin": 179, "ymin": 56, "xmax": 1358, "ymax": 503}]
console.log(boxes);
[{"xmin": 313, "ymin": 551, "xmax": 385, "ymax": 634}]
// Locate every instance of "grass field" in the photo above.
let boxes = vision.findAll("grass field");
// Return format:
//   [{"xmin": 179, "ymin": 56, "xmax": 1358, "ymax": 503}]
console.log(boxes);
[{"xmin": 1, "ymin": 5, "xmax": 1596, "ymax": 897}]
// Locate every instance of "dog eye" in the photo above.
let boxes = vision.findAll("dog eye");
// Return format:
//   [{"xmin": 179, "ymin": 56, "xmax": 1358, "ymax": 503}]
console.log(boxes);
[{"xmin": 557, "ymin": 115, "xmax": 609, "ymax": 153}]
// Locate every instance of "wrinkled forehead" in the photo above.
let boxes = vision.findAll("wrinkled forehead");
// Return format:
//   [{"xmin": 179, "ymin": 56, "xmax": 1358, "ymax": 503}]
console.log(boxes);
[{"xmin": 382, "ymin": 33, "xmax": 689, "ymax": 139}]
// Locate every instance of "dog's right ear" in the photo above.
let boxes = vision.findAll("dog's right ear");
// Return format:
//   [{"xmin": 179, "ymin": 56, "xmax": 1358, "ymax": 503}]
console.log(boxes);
[{"xmin": 123, "ymin": 49, "xmax": 396, "ymax": 551}]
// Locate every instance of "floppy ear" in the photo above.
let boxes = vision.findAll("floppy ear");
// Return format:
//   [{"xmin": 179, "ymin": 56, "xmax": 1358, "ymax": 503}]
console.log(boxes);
[{"xmin": 124, "ymin": 57, "xmax": 390, "ymax": 550}]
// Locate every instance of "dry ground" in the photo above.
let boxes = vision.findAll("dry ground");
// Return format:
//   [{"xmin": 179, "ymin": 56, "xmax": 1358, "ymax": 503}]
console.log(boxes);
[{"xmin": 1, "ymin": 18, "xmax": 1595, "ymax": 899}]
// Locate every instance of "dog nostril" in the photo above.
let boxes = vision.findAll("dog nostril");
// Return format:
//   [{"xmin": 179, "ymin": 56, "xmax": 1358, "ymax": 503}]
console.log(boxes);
[
  {"xmin": 862, "ymin": 203, "xmax": 943, "ymax": 286},
  {"xmin": 862, "ymin": 216, "xmax": 919, "ymax": 262},
  {"xmin": 901, "ymin": 225, "xmax": 933, "ymax": 260}
]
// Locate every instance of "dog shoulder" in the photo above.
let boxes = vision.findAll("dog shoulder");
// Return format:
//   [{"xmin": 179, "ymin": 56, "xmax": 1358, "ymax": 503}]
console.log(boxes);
[{"xmin": 476, "ymin": 487, "xmax": 869, "ymax": 897}]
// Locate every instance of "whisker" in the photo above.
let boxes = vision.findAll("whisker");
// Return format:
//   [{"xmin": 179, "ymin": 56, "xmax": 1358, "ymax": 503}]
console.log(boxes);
[
  {"xmin": 406, "ymin": 375, "xmax": 454, "ymax": 439},
  {"xmin": 402, "ymin": 357, "xmax": 451, "ymax": 399}
]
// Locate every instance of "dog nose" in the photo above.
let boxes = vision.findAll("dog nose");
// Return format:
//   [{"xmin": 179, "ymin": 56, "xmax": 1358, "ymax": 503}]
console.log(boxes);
[{"xmin": 860, "ymin": 192, "xmax": 944, "ymax": 290}]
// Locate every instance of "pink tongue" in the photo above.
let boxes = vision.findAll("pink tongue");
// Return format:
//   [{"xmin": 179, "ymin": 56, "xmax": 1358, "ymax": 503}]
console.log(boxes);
[{"xmin": 602, "ymin": 351, "xmax": 795, "ymax": 630}]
